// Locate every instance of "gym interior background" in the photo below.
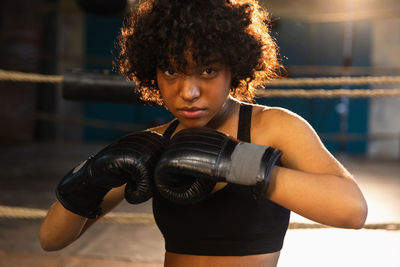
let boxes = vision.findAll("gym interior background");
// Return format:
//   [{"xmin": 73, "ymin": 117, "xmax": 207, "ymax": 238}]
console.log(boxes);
[
  {"xmin": 1, "ymin": 0, "xmax": 400, "ymax": 158},
  {"xmin": 0, "ymin": 1, "xmax": 399, "ymax": 266}
]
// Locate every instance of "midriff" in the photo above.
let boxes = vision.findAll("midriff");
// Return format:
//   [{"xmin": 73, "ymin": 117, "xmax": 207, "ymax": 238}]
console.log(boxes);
[{"xmin": 164, "ymin": 251, "xmax": 281, "ymax": 267}]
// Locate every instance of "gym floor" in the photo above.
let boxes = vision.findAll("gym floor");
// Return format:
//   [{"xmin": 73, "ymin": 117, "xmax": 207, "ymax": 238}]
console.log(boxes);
[{"xmin": 0, "ymin": 143, "xmax": 399, "ymax": 267}]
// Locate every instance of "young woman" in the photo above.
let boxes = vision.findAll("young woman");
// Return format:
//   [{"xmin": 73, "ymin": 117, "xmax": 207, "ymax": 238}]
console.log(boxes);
[{"xmin": 40, "ymin": 1, "xmax": 368, "ymax": 266}]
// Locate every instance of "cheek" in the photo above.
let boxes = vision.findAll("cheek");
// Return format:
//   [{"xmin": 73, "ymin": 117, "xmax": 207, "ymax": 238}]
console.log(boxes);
[
  {"xmin": 158, "ymin": 87, "xmax": 170, "ymax": 105},
  {"xmin": 156, "ymin": 75, "xmax": 170, "ymax": 100},
  {"xmin": 158, "ymin": 84, "xmax": 177, "ymax": 111},
  {"xmin": 212, "ymin": 77, "xmax": 231, "ymax": 99},
  {"xmin": 212, "ymin": 87, "xmax": 230, "ymax": 100},
  {"xmin": 218, "ymin": 70, "xmax": 232, "ymax": 96},
  {"xmin": 158, "ymin": 85, "xmax": 166, "ymax": 99}
]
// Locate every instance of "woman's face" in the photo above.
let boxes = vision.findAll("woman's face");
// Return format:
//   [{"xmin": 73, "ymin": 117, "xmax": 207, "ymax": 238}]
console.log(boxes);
[{"xmin": 156, "ymin": 60, "xmax": 232, "ymax": 128}]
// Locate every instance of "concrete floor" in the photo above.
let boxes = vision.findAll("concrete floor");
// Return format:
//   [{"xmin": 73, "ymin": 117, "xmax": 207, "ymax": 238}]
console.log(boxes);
[{"xmin": 0, "ymin": 143, "xmax": 399, "ymax": 267}]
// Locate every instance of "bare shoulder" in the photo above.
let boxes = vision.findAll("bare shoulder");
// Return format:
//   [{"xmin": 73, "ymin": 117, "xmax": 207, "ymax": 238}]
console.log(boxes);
[
  {"xmin": 253, "ymin": 105, "xmax": 350, "ymax": 176},
  {"xmin": 255, "ymin": 105, "xmax": 307, "ymax": 127},
  {"xmin": 251, "ymin": 105, "xmax": 311, "ymax": 146}
]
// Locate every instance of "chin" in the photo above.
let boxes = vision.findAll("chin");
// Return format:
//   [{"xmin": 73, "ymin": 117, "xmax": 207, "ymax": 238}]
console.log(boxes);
[{"xmin": 179, "ymin": 118, "xmax": 209, "ymax": 129}]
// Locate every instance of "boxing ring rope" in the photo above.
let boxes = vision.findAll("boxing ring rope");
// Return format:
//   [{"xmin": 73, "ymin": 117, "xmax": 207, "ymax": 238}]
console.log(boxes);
[
  {"xmin": 286, "ymin": 65, "xmax": 400, "ymax": 76},
  {"xmin": 0, "ymin": 205, "xmax": 399, "ymax": 230},
  {"xmin": 0, "ymin": 69, "xmax": 63, "ymax": 84},
  {"xmin": 2, "ymin": 69, "xmax": 400, "ymax": 98},
  {"xmin": 1, "ymin": 68, "xmax": 400, "ymax": 231},
  {"xmin": 3, "ymin": 68, "xmax": 400, "ymax": 141},
  {"xmin": 256, "ymin": 88, "xmax": 400, "ymax": 98},
  {"xmin": 3, "ymin": 69, "xmax": 400, "ymax": 86}
]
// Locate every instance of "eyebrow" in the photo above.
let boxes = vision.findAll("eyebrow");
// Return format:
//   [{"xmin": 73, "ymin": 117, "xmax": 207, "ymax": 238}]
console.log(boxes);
[
  {"xmin": 157, "ymin": 59, "xmax": 223, "ymax": 72},
  {"xmin": 196, "ymin": 61, "xmax": 224, "ymax": 69},
  {"xmin": 203, "ymin": 59, "xmax": 220, "ymax": 65}
]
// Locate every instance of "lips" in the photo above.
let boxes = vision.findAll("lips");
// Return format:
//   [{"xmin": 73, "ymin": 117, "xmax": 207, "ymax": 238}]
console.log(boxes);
[{"xmin": 177, "ymin": 107, "xmax": 206, "ymax": 119}]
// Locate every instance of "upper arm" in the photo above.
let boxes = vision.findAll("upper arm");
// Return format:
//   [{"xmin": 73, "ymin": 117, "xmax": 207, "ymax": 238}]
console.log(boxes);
[
  {"xmin": 265, "ymin": 108, "xmax": 352, "ymax": 179},
  {"xmin": 252, "ymin": 107, "xmax": 367, "ymax": 228}
]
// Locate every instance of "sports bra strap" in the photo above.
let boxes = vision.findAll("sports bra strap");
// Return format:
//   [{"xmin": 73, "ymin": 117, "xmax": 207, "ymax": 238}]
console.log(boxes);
[
  {"xmin": 163, "ymin": 119, "xmax": 179, "ymax": 139},
  {"xmin": 163, "ymin": 105, "xmax": 253, "ymax": 141},
  {"xmin": 237, "ymin": 104, "xmax": 252, "ymax": 142}
]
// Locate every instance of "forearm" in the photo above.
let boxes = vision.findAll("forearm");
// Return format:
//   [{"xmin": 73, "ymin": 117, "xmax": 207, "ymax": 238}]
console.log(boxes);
[
  {"xmin": 39, "ymin": 201, "xmax": 88, "ymax": 251},
  {"xmin": 266, "ymin": 166, "xmax": 368, "ymax": 229}
]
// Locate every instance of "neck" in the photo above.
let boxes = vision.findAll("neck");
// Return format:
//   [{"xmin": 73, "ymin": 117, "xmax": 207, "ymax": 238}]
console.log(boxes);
[{"xmin": 206, "ymin": 96, "xmax": 239, "ymax": 129}]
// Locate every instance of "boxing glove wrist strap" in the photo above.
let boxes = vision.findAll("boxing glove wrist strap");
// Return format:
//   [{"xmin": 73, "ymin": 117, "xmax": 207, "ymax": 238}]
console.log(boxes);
[
  {"xmin": 56, "ymin": 160, "xmax": 108, "ymax": 219},
  {"xmin": 226, "ymin": 142, "xmax": 282, "ymax": 188}
]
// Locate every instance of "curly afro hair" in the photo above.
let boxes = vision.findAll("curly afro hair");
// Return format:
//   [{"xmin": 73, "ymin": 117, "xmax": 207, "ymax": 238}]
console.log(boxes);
[{"xmin": 116, "ymin": 0, "xmax": 283, "ymax": 105}]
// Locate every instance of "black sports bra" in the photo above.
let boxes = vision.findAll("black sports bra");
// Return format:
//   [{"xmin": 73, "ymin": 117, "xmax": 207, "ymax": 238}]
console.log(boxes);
[{"xmin": 152, "ymin": 104, "xmax": 290, "ymax": 256}]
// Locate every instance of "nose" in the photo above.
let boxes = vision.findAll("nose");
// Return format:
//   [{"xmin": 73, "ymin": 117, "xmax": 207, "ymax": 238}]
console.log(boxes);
[{"xmin": 179, "ymin": 75, "xmax": 200, "ymax": 102}]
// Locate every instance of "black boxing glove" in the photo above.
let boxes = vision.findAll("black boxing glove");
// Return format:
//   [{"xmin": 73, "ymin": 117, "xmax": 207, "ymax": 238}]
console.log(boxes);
[
  {"xmin": 56, "ymin": 131, "xmax": 168, "ymax": 218},
  {"xmin": 154, "ymin": 127, "xmax": 282, "ymax": 204}
]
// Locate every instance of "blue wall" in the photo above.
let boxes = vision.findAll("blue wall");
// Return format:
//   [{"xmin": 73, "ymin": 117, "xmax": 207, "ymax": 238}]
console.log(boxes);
[
  {"xmin": 83, "ymin": 15, "xmax": 172, "ymax": 142},
  {"xmin": 260, "ymin": 19, "xmax": 371, "ymax": 154}
]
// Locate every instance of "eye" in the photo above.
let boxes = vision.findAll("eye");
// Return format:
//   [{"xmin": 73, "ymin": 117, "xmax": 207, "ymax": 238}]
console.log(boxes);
[
  {"xmin": 163, "ymin": 69, "xmax": 177, "ymax": 77},
  {"xmin": 201, "ymin": 68, "xmax": 216, "ymax": 76}
]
